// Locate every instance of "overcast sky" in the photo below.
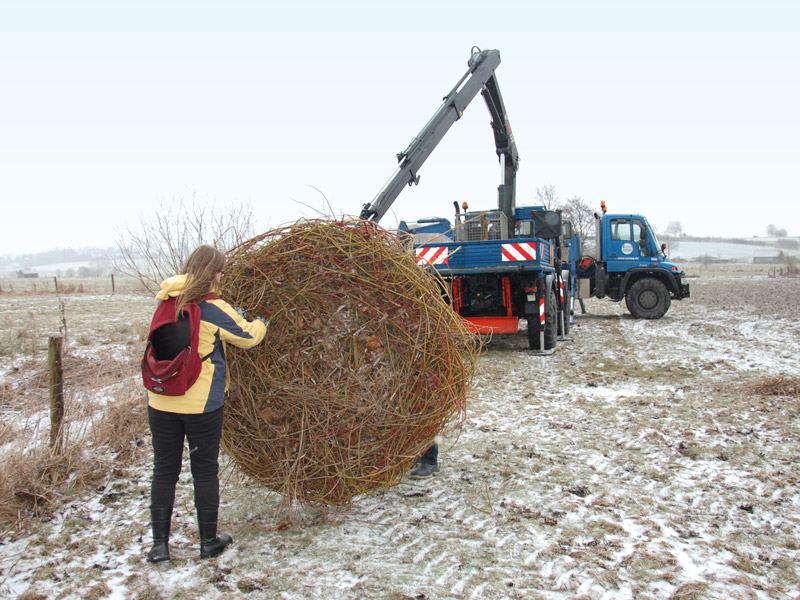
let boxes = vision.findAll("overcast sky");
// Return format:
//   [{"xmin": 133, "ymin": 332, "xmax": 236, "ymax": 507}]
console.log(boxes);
[{"xmin": 1, "ymin": 0, "xmax": 798, "ymax": 255}]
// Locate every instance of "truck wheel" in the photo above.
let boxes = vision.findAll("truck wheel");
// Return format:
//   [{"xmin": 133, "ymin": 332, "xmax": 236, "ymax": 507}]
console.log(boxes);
[
  {"xmin": 626, "ymin": 278, "xmax": 671, "ymax": 319},
  {"xmin": 545, "ymin": 289, "xmax": 558, "ymax": 347},
  {"xmin": 528, "ymin": 289, "xmax": 558, "ymax": 350},
  {"xmin": 527, "ymin": 314, "xmax": 541, "ymax": 350}
]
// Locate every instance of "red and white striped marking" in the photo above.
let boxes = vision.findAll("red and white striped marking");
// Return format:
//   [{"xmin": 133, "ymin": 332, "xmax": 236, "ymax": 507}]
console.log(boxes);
[
  {"xmin": 501, "ymin": 242, "xmax": 537, "ymax": 262},
  {"xmin": 415, "ymin": 246, "xmax": 449, "ymax": 265},
  {"xmin": 539, "ymin": 298, "xmax": 545, "ymax": 325}
]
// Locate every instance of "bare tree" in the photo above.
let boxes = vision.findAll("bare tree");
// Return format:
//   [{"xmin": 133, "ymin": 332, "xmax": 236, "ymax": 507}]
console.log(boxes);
[
  {"xmin": 535, "ymin": 184, "xmax": 560, "ymax": 209},
  {"xmin": 113, "ymin": 196, "xmax": 257, "ymax": 294},
  {"xmin": 662, "ymin": 221, "xmax": 684, "ymax": 258},
  {"xmin": 561, "ymin": 195, "xmax": 594, "ymax": 240},
  {"xmin": 664, "ymin": 221, "xmax": 683, "ymax": 238}
]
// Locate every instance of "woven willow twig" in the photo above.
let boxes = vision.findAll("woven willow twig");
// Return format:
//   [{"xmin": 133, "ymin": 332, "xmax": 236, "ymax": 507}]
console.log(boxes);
[{"xmin": 219, "ymin": 218, "xmax": 480, "ymax": 507}]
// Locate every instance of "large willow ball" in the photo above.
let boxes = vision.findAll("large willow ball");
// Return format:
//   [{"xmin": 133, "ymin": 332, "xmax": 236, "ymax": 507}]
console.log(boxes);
[{"xmin": 219, "ymin": 218, "xmax": 480, "ymax": 506}]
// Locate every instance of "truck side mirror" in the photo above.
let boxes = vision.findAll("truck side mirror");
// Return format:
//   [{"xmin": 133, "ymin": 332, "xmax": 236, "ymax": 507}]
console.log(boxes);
[
  {"xmin": 661, "ymin": 243, "xmax": 667, "ymax": 252},
  {"xmin": 562, "ymin": 221, "xmax": 573, "ymax": 239}
]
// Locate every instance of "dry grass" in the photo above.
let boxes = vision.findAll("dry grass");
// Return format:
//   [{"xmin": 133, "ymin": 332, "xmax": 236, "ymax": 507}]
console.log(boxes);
[
  {"xmin": 0, "ymin": 333, "xmax": 148, "ymax": 533},
  {"xmin": 0, "ymin": 443, "xmax": 103, "ymax": 533},
  {"xmin": 748, "ymin": 374, "xmax": 800, "ymax": 396},
  {"xmin": 90, "ymin": 386, "xmax": 149, "ymax": 464},
  {"xmin": 668, "ymin": 582, "xmax": 709, "ymax": 600},
  {"xmin": 0, "ymin": 390, "xmax": 148, "ymax": 533}
]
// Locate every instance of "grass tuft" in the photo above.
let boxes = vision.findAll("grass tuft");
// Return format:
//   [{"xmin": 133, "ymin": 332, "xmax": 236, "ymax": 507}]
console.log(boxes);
[{"xmin": 748, "ymin": 375, "xmax": 800, "ymax": 397}]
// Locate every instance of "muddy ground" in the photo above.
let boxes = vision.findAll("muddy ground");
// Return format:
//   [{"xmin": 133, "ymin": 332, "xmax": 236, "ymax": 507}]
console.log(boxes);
[{"xmin": 1, "ymin": 271, "xmax": 799, "ymax": 600}]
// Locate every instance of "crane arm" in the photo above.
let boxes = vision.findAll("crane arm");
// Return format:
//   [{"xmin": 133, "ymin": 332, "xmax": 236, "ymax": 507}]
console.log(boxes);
[
  {"xmin": 360, "ymin": 47, "xmax": 513, "ymax": 222},
  {"xmin": 481, "ymin": 70, "xmax": 519, "ymax": 223}
]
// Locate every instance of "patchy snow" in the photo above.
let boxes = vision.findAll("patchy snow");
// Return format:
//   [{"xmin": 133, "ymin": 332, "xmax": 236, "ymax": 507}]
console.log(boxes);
[{"xmin": 1, "ymin": 273, "xmax": 799, "ymax": 599}]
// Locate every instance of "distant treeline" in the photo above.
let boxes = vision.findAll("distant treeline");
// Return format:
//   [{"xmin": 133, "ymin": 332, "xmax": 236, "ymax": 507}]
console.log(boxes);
[
  {"xmin": 662, "ymin": 235, "xmax": 799, "ymax": 249},
  {"xmin": 0, "ymin": 247, "xmax": 114, "ymax": 268}
]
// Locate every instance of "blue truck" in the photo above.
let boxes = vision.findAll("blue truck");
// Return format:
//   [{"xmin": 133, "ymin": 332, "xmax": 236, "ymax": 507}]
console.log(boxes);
[
  {"xmin": 361, "ymin": 47, "xmax": 689, "ymax": 351},
  {"xmin": 577, "ymin": 201, "xmax": 690, "ymax": 321}
]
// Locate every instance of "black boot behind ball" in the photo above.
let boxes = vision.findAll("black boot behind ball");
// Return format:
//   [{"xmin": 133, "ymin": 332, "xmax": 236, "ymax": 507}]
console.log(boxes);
[{"xmin": 197, "ymin": 509, "xmax": 233, "ymax": 559}]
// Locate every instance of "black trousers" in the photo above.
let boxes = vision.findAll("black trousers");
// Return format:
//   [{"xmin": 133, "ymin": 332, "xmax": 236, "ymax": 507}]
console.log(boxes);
[{"xmin": 148, "ymin": 405, "xmax": 224, "ymax": 512}]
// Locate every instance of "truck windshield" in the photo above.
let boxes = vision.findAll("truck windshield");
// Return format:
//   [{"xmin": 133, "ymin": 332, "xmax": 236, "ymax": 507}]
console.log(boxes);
[{"xmin": 644, "ymin": 218, "xmax": 664, "ymax": 255}]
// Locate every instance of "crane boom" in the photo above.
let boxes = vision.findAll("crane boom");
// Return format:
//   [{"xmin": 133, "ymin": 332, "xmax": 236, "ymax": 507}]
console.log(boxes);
[{"xmin": 360, "ymin": 47, "xmax": 519, "ymax": 224}]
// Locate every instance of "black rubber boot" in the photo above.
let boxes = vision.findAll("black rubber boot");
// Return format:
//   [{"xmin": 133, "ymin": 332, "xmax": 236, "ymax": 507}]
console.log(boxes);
[
  {"xmin": 197, "ymin": 509, "xmax": 233, "ymax": 559},
  {"xmin": 407, "ymin": 443, "xmax": 440, "ymax": 479},
  {"xmin": 146, "ymin": 507, "xmax": 172, "ymax": 563},
  {"xmin": 407, "ymin": 460, "xmax": 440, "ymax": 479}
]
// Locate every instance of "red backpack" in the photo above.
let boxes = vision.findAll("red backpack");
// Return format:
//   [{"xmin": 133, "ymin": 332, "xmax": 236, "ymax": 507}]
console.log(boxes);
[{"xmin": 141, "ymin": 294, "xmax": 218, "ymax": 396}]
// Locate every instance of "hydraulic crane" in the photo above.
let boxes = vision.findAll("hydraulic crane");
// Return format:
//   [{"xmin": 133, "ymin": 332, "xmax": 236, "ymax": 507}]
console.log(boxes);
[
  {"xmin": 360, "ymin": 47, "xmax": 519, "ymax": 228},
  {"xmin": 360, "ymin": 47, "xmax": 688, "ymax": 351}
]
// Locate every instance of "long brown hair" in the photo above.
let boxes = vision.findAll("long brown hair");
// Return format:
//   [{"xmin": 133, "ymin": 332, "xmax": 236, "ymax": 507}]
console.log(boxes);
[{"xmin": 175, "ymin": 245, "xmax": 225, "ymax": 319}]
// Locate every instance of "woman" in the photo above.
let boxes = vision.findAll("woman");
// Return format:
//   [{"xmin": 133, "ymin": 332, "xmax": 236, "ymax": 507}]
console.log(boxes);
[{"xmin": 145, "ymin": 245, "xmax": 267, "ymax": 563}]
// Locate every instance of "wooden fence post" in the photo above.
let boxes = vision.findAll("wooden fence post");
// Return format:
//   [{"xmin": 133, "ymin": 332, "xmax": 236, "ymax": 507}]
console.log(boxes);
[
  {"xmin": 111, "ymin": 273, "xmax": 115, "ymax": 295},
  {"xmin": 49, "ymin": 336, "xmax": 64, "ymax": 453}
]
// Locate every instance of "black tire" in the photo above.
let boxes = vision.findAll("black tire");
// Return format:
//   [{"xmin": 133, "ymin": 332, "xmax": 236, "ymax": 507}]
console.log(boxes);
[
  {"xmin": 527, "ymin": 313, "xmax": 541, "ymax": 350},
  {"xmin": 527, "ymin": 288, "xmax": 558, "ymax": 350},
  {"xmin": 545, "ymin": 289, "xmax": 558, "ymax": 347},
  {"xmin": 625, "ymin": 278, "xmax": 671, "ymax": 319}
]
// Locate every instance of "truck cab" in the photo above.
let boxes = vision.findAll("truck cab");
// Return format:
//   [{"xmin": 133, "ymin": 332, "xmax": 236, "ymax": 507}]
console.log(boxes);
[{"xmin": 577, "ymin": 203, "xmax": 690, "ymax": 319}]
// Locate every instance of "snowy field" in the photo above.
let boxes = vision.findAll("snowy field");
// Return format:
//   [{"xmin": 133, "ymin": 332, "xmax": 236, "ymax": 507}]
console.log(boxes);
[
  {"xmin": 667, "ymin": 241, "xmax": 797, "ymax": 263},
  {"xmin": 1, "ymin": 271, "xmax": 799, "ymax": 599}
]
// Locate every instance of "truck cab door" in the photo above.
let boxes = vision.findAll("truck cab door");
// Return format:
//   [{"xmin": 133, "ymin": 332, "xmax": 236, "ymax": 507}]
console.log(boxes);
[{"xmin": 605, "ymin": 217, "xmax": 649, "ymax": 271}]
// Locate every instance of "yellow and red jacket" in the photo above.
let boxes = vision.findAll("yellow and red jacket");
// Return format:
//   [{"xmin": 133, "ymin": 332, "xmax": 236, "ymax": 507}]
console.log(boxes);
[{"xmin": 146, "ymin": 274, "xmax": 267, "ymax": 414}]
